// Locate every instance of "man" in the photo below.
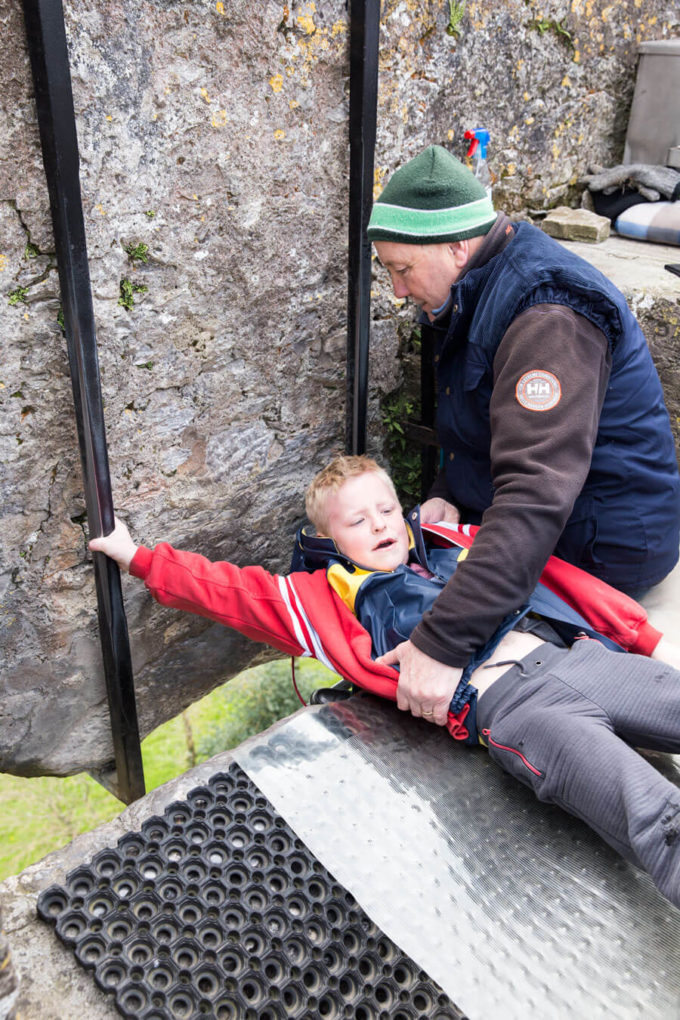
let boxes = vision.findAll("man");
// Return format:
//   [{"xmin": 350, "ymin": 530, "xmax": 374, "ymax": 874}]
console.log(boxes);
[{"xmin": 367, "ymin": 144, "xmax": 680, "ymax": 724}]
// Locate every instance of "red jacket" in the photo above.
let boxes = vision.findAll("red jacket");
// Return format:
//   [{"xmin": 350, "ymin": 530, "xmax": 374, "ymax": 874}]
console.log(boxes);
[{"xmin": 130, "ymin": 522, "xmax": 661, "ymax": 742}]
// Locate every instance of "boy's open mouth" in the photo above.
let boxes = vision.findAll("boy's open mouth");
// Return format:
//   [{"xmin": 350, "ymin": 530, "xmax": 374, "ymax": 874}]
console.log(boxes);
[{"xmin": 374, "ymin": 539, "xmax": 395, "ymax": 550}]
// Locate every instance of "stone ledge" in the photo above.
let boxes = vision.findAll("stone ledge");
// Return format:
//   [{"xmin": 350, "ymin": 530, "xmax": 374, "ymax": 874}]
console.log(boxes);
[
  {"xmin": 558, "ymin": 233, "xmax": 680, "ymax": 458},
  {"xmin": 558, "ymin": 233, "xmax": 680, "ymax": 299}
]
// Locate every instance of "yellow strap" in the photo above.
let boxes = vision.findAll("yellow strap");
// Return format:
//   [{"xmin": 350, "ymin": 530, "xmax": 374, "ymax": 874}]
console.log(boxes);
[{"xmin": 326, "ymin": 562, "xmax": 373, "ymax": 614}]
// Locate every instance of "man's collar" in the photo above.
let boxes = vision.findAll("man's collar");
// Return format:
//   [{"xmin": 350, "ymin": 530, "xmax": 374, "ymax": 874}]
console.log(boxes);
[
  {"xmin": 462, "ymin": 212, "xmax": 514, "ymax": 275},
  {"xmin": 428, "ymin": 212, "xmax": 514, "ymax": 324}
]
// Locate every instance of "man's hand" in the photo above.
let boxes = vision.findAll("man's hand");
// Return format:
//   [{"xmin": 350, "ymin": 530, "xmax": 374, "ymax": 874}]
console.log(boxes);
[
  {"xmin": 88, "ymin": 517, "xmax": 138, "ymax": 572},
  {"xmin": 420, "ymin": 497, "xmax": 460, "ymax": 526},
  {"xmin": 376, "ymin": 640, "xmax": 463, "ymax": 726}
]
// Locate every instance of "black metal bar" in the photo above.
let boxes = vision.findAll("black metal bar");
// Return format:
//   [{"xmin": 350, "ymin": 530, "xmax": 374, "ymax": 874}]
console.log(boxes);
[
  {"xmin": 419, "ymin": 323, "xmax": 439, "ymax": 499},
  {"xmin": 22, "ymin": 0, "xmax": 145, "ymax": 803},
  {"xmin": 404, "ymin": 423, "xmax": 438, "ymax": 449},
  {"xmin": 346, "ymin": 0, "xmax": 381, "ymax": 455}
]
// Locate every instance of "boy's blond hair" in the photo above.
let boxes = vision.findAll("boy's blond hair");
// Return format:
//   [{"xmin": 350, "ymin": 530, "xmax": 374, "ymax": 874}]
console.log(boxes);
[{"xmin": 305, "ymin": 455, "xmax": 400, "ymax": 535}]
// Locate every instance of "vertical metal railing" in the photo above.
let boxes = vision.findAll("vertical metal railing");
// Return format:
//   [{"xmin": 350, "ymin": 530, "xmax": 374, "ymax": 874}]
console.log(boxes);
[
  {"xmin": 419, "ymin": 325, "xmax": 439, "ymax": 499},
  {"xmin": 346, "ymin": 0, "xmax": 381, "ymax": 456},
  {"xmin": 22, "ymin": 0, "xmax": 145, "ymax": 803}
]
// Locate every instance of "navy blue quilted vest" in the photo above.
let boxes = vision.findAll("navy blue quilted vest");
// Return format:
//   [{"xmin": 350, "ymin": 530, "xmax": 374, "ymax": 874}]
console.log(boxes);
[{"xmin": 433, "ymin": 221, "xmax": 680, "ymax": 592}]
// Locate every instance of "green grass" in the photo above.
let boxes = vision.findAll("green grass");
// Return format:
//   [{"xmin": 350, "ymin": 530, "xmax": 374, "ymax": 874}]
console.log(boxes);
[
  {"xmin": 0, "ymin": 771, "xmax": 122, "ymax": 879},
  {"xmin": 0, "ymin": 658, "xmax": 335, "ymax": 881}
]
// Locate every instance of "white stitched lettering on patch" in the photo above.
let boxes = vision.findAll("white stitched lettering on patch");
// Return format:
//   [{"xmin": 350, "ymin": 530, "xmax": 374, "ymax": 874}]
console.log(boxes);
[{"xmin": 515, "ymin": 369, "xmax": 562, "ymax": 412}]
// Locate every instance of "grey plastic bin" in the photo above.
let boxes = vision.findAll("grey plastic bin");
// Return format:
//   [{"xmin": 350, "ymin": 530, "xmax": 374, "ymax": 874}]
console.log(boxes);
[{"xmin": 624, "ymin": 39, "xmax": 680, "ymax": 167}]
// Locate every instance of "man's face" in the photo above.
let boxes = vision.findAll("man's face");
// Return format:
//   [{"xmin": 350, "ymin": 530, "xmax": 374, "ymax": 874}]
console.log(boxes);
[
  {"xmin": 374, "ymin": 240, "xmax": 464, "ymax": 320},
  {"xmin": 322, "ymin": 472, "xmax": 410, "ymax": 571}
]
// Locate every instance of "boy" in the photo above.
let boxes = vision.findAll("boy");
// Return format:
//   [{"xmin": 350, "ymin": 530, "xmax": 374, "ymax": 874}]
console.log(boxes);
[{"xmin": 90, "ymin": 455, "xmax": 680, "ymax": 908}]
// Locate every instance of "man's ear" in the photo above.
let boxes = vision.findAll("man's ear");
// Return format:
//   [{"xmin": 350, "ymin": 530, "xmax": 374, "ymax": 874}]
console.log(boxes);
[{"xmin": 448, "ymin": 240, "xmax": 470, "ymax": 268}]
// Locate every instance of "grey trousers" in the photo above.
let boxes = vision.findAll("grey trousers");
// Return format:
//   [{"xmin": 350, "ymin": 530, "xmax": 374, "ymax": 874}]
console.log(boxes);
[{"xmin": 476, "ymin": 638, "xmax": 680, "ymax": 907}]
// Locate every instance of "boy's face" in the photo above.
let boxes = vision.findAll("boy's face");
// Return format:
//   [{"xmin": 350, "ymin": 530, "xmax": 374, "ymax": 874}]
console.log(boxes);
[{"xmin": 321, "ymin": 471, "xmax": 410, "ymax": 571}]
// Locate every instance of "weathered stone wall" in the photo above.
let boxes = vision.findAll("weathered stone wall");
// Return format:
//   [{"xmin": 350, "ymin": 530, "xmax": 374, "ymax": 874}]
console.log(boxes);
[
  {"xmin": 369, "ymin": 0, "xmax": 680, "ymax": 333},
  {"xmin": 1, "ymin": 0, "xmax": 356, "ymax": 780},
  {"xmin": 1, "ymin": 0, "xmax": 678, "ymax": 780}
]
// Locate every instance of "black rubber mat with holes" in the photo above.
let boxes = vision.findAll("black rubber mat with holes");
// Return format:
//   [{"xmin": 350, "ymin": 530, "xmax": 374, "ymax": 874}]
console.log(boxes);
[{"xmin": 37, "ymin": 763, "xmax": 466, "ymax": 1019}]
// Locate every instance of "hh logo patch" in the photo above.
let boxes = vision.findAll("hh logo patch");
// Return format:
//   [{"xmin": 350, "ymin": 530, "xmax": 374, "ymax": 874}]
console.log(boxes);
[{"xmin": 515, "ymin": 370, "xmax": 562, "ymax": 412}]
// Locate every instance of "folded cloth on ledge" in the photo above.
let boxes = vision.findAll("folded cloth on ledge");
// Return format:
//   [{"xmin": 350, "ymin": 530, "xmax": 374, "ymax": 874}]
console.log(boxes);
[{"xmin": 614, "ymin": 200, "xmax": 680, "ymax": 246}]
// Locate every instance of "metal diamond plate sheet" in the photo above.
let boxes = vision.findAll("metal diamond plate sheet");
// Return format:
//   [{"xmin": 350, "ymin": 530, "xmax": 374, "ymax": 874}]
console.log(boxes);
[{"xmin": 235, "ymin": 696, "xmax": 680, "ymax": 1019}]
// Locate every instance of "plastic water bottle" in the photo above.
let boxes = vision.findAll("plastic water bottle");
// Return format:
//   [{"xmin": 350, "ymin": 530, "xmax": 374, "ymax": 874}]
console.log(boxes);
[{"xmin": 464, "ymin": 128, "xmax": 493, "ymax": 200}]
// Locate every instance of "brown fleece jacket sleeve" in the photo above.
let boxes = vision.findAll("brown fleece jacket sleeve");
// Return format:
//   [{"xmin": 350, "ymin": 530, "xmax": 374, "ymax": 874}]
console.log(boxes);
[{"xmin": 410, "ymin": 304, "xmax": 611, "ymax": 666}]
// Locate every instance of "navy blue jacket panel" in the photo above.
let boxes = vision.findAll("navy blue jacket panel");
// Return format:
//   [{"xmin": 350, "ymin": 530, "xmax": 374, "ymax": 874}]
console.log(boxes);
[{"xmin": 434, "ymin": 221, "xmax": 680, "ymax": 592}]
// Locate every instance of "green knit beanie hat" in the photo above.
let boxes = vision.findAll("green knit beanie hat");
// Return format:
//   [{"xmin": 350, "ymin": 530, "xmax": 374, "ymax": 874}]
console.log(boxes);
[{"xmin": 367, "ymin": 144, "xmax": 496, "ymax": 245}]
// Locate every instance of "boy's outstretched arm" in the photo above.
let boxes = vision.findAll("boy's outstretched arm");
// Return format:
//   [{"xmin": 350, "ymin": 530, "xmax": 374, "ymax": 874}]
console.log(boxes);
[{"xmin": 89, "ymin": 517, "xmax": 138, "ymax": 572}]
